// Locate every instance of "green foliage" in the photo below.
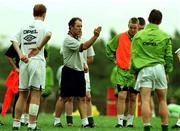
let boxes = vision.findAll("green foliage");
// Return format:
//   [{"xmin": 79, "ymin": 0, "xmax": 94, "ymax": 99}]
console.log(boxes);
[
  {"xmin": 167, "ymin": 86, "xmax": 180, "ymax": 104},
  {"xmin": 89, "ymin": 39, "xmax": 114, "ymax": 114},
  {"xmin": 46, "ymin": 46, "xmax": 63, "ymax": 88},
  {"xmin": 90, "ymin": 39, "xmax": 114, "ymax": 94}
]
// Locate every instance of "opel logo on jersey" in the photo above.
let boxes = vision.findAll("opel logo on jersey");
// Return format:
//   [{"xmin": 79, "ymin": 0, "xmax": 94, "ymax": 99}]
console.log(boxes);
[
  {"xmin": 24, "ymin": 35, "xmax": 36, "ymax": 41},
  {"xmin": 23, "ymin": 29, "xmax": 38, "ymax": 34}
]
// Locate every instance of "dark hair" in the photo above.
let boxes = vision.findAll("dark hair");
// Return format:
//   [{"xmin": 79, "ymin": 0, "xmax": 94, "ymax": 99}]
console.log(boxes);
[
  {"xmin": 68, "ymin": 17, "xmax": 82, "ymax": 29},
  {"xmin": 129, "ymin": 17, "xmax": 139, "ymax": 25},
  {"xmin": 33, "ymin": 4, "xmax": 47, "ymax": 17},
  {"xmin": 148, "ymin": 9, "xmax": 162, "ymax": 25},
  {"xmin": 138, "ymin": 17, "xmax": 146, "ymax": 26}
]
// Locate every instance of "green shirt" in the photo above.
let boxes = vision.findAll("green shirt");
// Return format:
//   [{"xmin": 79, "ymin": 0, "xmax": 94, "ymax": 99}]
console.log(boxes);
[
  {"xmin": 131, "ymin": 23, "xmax": 173, "ymax": 74},
  {"xmin": 106, "ymin": 32, "xmax": 135, "ymax": 87},
  {"xmin": 62, "ymin": 35, "xmax": 84, "ymax": 71},
  {"xmin": 106, "ymin": 34, "xmax": 119, "ymax": 63},
  {"xmin": 110, "ymin": 66, "xmax": 118, "ymax": 87},
  {"xmin": 106, "ymin": 32, "xmax": 133, "ymax": 63}
]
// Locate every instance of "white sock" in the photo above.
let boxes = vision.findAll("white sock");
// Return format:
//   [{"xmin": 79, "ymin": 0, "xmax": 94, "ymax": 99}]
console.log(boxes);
[
  {"xmin": 127, "ymin": 114, "xmax": 134, "ymax": 125},
  {"xmin": 81, "ymin": 118, "xmax": 89, "ymax": 126},
  {"xmin": 117, "ymin": 114, "xmax": 124, "ymax": 125},
  {"xmin": 28, "ymin": 123, "xmax": 36, "ymax": 129},
  {"xmin": 24, "ymin": 114, "xmax": 29, "ymax": 124},
  {"xmin": 177, "ymin": 119, "xmax": 180, "ymax": 126},
  {"xmin": 144, "ymin": 123, "xmax": 151, "ymax": 126},
  {"xmin": 152, "ymin": 111, "xmax": 156, "ymax": 117},
  {"xmin": 88, "ymin": 115, "xmax": 92, "ymax": 118},
  {"xmin": 54, "ymin": 117, "xmax": 61, "ymax": 125},
  {"xmin": 13, "ymin": 120, "xmax": 21, "ymax": 128},
  {"xmin": 20, "ymin": 114, "xmax": 25, "ymax": 123}
]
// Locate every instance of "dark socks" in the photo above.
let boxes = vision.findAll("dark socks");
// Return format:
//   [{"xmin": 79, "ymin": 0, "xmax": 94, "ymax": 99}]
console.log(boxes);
[
  {"xmin": 144, "ymin": 125, "xmax": 151, "ymax": 131},
  {"xmin": 66, "ymin": 116, "xmax": 73, "ymax": 124},
  {"xmin": 161, "ymin": 125, "xmax": 168, "ymax": 131},
  {"xmin": 88, "ymin": 117, "xmax": 94, "ymax": 125}
]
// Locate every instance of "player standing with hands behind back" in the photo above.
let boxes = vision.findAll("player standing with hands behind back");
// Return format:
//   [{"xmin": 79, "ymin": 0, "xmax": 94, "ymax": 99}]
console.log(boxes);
[{"xmin": 11, "ymin": 4, "xmax": 52, "ymax": 131}]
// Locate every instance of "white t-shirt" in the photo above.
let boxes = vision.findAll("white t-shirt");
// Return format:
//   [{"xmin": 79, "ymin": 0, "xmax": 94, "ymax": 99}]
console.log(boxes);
[
  {"xmin": 57, "ymin": 65, "xmax": 64, "ymax": 86},
  {"xmin": 62, "ymin": 34, "xmax": 84, "ymax": 71},
  {"xmin": 11, "ymin": 19, "xmax": 51, "ymax": 61},
  {"xmin": 83, "ymin": 46, "xmax": 95, "ymax": 64}
]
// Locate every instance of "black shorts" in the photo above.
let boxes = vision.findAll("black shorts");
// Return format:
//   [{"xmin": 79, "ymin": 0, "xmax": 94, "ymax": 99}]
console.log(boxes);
[
  {"xmin": 151, "ymin": 91, "xmax": 155, "ymax": 96},
  {"xmin": 41, "ymin": 93, "xmax": 50, "ymax": 98},
  {"xmin": 128, "ymin": 87, "xmax": 139, "ymax": 94},
  {"xmin": 116, "ymin": 85, "xmax": 139, "ymax": 94},
  {"xmin": 60, "ymin": 66, "xmax": 86, "ymax": 97},
  {"xmin": 117, "ymin": 84, "xmax": 128, "ymax": 92}
]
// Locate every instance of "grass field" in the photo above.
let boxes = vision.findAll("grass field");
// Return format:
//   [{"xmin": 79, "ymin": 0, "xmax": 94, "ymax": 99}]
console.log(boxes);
[{"xmin": 0, "ymin": 114, "xmax": 178, "ymax": 131}]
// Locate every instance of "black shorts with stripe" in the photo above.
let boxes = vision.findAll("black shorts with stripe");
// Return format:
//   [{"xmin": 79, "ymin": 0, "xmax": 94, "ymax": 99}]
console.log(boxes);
[
  {"xmin": 117, "ymin": 84, "xmax": 139, "ymax": 94},
  {"xmin": 60, "ymin": 66, "xmax": 86, "ymax": 97}
]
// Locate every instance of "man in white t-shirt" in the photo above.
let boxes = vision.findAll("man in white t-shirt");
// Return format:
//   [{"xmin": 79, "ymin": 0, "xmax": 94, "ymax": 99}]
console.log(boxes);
[
  {"xmin": 11, "ymin": 4, "xmax": 52, "ymax": 131},
  {"xmin": 54, "ymin": 17, "xmax": 101, "ymax": 128},
  {"xmin": 83, "ymin": 46, "xmax": 96, "ymax": 127},
  {"xmin": 64, "ymin": 45, "xmax": 96, "ymax": 127}
]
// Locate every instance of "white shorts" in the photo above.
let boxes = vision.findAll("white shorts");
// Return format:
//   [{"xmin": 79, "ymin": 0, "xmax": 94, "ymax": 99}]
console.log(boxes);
[
  {"xmin": 135, "ymin": 64, "xmax": 167, "ymax": 91},
  {"xmin": 85, "ymin": 72, "xmax": 91, "ymax": 91},
  {"xmin": 19, "ymin": 59, "xmax": 46, "ymax": 91}
]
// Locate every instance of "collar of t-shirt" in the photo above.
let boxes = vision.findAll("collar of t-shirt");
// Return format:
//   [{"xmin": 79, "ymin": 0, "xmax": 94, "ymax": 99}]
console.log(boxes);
[{"xmin": 68, "ymin": 31, "xmax": 79, "ymax": 40}]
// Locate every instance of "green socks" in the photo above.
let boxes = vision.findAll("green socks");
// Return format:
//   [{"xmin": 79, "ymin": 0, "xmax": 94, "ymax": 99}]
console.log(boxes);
[
  {"xmin": 144, "ymin": 126, "xmax": 151, "ymax": 131},
  {"xmin": 88, "ymin": 117, "xmax": 94, "ymax": 125},
  {"xmin": 161, "ymin": 125, "xmax": 168, "ymax": 131},
  {"xmin": 66, "ymin": 116, "xmax": 73, "ymax": 124}
]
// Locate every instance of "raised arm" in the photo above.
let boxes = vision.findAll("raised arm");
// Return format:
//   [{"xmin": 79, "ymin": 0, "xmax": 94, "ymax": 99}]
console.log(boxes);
[{"xmin": 80, "ymin": 26, "xmax": 101, "ymax": 51}]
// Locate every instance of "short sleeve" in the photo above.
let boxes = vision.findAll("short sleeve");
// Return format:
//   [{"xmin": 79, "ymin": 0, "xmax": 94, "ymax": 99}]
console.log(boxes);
[
  {"xmin": 10, "ymin": 29, "xmax": 21, "ymax": 45},
  {"xmin": 64, "ymin": 36, "xmax": 81, "ymax": 51},
  {"xmin": 87, "ymin": 46, "xmax": 95, "ymax": 57},
  {"xmin": 5, "ymin": 45, "xmax": 18, "ymax": 58}
]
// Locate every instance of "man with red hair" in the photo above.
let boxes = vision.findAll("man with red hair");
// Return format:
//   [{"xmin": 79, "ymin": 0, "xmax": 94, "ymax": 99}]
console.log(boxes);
[{"xmin": 11, "ymin": 4, "xmax": 52, "ymax": 130}]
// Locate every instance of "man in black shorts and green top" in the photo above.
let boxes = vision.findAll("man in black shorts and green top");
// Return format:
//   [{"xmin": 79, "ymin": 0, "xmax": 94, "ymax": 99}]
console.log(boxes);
[
  {"xmin": 106, "ymin": 17, "xmax": 139, "ymax": 128},
  {"xmin": 53, "ymin": 17, "xmax": 101, "ymax": 128},
  {"xmin": 131, "ymin": 9, "xmax": 173, "ymax": 131}
]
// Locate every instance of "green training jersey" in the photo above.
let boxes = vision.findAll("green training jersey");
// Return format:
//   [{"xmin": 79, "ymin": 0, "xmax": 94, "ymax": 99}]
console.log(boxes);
[
  {"xmin": 131, "ymin": 23, "xmax": 173, "ymax": 74},
  {"xmin": 106, "ymin": 33, "xmax": 135, "ymax": 87}
]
